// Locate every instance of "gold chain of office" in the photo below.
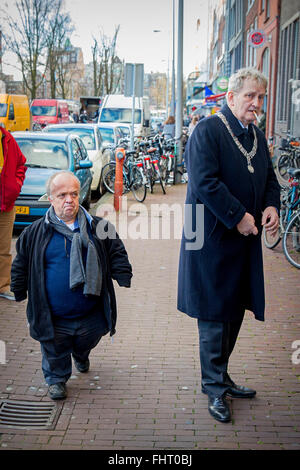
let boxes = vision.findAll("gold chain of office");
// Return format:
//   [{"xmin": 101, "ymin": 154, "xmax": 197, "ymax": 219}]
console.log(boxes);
[{"xmin": 217, "ymin": 111, "xmax": 257, "ymax": 173}]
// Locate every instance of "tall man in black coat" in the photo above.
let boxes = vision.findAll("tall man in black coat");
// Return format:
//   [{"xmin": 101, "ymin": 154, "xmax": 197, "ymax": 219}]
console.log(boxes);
[
  {"xmin": 177, "ymin": 68, "xmax": 280, "ymax": 423},
  {"xmin": 11, "ymin": 171, "xmax": 132, "ymax": 400}
]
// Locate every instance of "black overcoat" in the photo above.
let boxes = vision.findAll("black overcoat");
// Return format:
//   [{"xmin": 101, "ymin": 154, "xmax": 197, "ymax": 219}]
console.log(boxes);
[{"xmin": 177, "ymin": 104, "xmax": 280, "ymax": 322}]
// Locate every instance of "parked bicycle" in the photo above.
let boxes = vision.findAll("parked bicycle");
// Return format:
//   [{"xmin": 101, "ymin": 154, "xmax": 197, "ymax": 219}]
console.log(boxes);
[
  {"xmin": 275, "ymin": 135, "xmax": 300, "ymax": 184},
  {"xmin": 159, "ymin": 137, "xmax": 176, "ymax": 185},
  {"xmin": 263, "ymin": 167, "xmax": 300, "ymax": 269},
  {"xmin": 263, "ymin": 168, "xmax": 299, "ymax": 249},
  {"xmin": 283, "ymin": 207, "xmax": 300, "ymax": 269},
  {"xmin": 101, "ymin": 148, "xmax": 147, "ymax": 203},
  {"xmin": 137, "ymin": 138, "xmax": 166, "ymax": 194}
]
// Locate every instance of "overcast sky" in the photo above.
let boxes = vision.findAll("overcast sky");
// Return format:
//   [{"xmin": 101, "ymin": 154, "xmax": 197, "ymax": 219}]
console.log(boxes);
[{"xmin": 1, "ymin": 0, "xmax": 213, "ymax": 79}]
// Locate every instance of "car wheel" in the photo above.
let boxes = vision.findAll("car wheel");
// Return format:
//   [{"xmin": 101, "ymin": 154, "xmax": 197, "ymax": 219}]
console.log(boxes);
[
  {"xmin": 92, "ymin": 179, "xmax": 106, "ymax": 198},
  {"xmin": 82, "ymin": 187, "xmax": 91, "ymax": 211},
  {"xmin": 99, "ymin": 178, "xmax": 106, "ymax": 195}
]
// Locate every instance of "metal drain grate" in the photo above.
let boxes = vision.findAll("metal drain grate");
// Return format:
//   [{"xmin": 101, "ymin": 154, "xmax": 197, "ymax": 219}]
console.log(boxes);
[{"xmin": 0, "ymin": 400, "xmax": 62, "ymax": 430}]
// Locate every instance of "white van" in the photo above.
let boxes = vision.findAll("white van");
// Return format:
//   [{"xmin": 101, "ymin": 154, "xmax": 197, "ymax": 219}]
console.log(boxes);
[{"xmin": 98, "ymin": 94, "xmax": 150, "ymax": 137}]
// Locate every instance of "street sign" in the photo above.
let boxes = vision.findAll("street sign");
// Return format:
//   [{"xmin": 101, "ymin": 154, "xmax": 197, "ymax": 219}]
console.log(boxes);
[
  {"xmin": 124, "ymin": 63, "xmax": 144, "ymax": 97},
  {"xmin": 247, "ymin": 30, "xmax": 266, "ymax": 48},
  {"xmin": 217, "ymin": 77, "xmax": 228, "ymax": 91}
]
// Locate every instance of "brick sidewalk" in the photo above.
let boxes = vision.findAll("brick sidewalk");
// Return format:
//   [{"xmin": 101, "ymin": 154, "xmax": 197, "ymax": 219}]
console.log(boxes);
[{"xmin": 0, "ymin": 183, "xmax": 299, "ymax": 450}]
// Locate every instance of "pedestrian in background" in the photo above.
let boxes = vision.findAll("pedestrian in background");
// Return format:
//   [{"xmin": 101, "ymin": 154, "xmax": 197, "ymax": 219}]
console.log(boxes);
[
  {"xmin": 0, "ymin": 127, "xmax": 26, "ymax": 301},
  {"xmin": 162, "ymin": 115, "xmax": 175, "ymax": 140},
  {"xmin": 178, "ymin": 68, "xmax": 280, "ymax": 423},
  {"xmin": 188, "ymin": 115, "xmax": 199, "ymax": 136},
  {"xmin": 11, "ymin": 171, "xmax": 132, "ymax": 400}
]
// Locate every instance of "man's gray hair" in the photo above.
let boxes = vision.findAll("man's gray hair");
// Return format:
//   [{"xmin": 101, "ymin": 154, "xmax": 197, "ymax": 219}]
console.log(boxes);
[
  {"xmin": 227, "ymin": 67, "xmax": 268, "ymax": 96},
  {"xmin": 46, "ymin": 171, "xmax": 81, "ymax": 197}
]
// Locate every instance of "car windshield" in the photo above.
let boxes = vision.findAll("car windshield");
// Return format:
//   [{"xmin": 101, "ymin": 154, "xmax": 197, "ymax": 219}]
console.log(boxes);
[
  {"xmin": 0, "ymin": 104, "xmax": 8, "ymax": 117},
  {"xmin": 100, "ymin": 108, "xmax": 141, "ymax": 124},
  {"xmin": 120, "ymin": 126, "xmax": 130, "ymax": 136},
  {"xmin": 31, "ymin": 106, "xmax": 57, "ymax": 117},
  {"xmin": 16, "ymin": 138, "xmax": 68, "ymax": 169},
  {"xmin": 46, "ymin": 127, "xmax": 96, "ymax": 150},
  {"xmin": 99, "ymin": 127, "xmax": 114, "ymax": 144}
]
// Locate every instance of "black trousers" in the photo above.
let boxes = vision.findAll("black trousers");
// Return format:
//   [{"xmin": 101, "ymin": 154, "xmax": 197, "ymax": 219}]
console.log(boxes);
[
  {"xmin": 197, "ymin": 313, "xmax": 244, "ymax": 398},
  {"xmin": 40, "ymin": 310, "xmax": 108, "ymax": 385}
]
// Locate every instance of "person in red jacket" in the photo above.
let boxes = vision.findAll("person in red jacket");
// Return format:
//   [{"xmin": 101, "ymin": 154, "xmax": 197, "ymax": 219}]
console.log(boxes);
[{"xmin": 0, "ymin": 127, "xmax": 26, "ymax": 300}]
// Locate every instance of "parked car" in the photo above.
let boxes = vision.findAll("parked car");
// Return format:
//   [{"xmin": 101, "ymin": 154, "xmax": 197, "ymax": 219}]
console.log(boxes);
[
  {"xmin": 98, "ymin": 94, "xmax": 150, "ymax": 137},
  {"xmin": 30, "ymin": 99, "xmax": 70, "ymax": 128},
  {"xmin": 150, "ymin": 117, "xmax": 164, "ymax": 133},
  {"xmin": 12, "ymin": 131, "xmax": 93, "ymax": 228},
  {"xmin": 43, "ymin": 123, "xmax": 110, "ymax": 195},
  {"xmin": 97, "ymin": 122, "xmax": 128, "ymax": 152},
  {"xmin": 0, "ymin": 94, "xmax": 31, "ymax": 132},
  {"xmin": 116, "ymin": 123, "xmax": 132, "ymax": 140}
]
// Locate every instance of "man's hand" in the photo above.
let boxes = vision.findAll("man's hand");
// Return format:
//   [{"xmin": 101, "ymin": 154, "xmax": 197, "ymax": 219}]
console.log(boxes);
[
  {"xmin": 262, "ymin": 206, "xmax": 279, "ymax": 236},
  {"xmin": 237, "ymin": 212, "xmax": 258, "ymax": 236}
]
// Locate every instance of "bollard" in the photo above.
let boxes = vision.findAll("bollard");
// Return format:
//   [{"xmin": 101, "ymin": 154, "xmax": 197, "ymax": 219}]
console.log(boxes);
[{"xmin": 114, "ymin": 147, "xmax": 126, "ymax": 212}]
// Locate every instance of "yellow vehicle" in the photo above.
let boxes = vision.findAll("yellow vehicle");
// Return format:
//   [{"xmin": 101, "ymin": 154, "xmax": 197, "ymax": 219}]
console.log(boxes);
[{"xmin": 0, "ymin": 94, "xmax": 31, "ymax": 132}]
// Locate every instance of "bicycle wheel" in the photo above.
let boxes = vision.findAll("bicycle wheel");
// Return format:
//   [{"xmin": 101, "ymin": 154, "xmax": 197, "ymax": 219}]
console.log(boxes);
[
  {"xmin": 153, "ymin": 162, "xmax": 166, "ymax": 194},
  {"xmin": 277, "ymin": 153, "xmax": 291, "ymax": 181},
  {"xmin": 165, "ymin": 155, "xmax": 175, "ymax": 184},
  {"xmin": 159, "ymin": 156, "xmax": 168, "ymax": 183},
  {"xmin": 131, "ymin": 166, "xmax": 147, "ymax": 203},
  {"xmin": 283, "ymin": 211, "xmax": 300, "ymax": 269},
  {"xmin": 145, "ymin": 166, "xmax": 155, "ymax": 193},
  {"xmin": 102, "ymin": 166, "xmax": 116, "ymax": 193},
  {"xmin": 102, "ymin": 163, "xmax": 129, "ymax": 195},
  {"xmin": 263, "ymin": 225, "xmax": 282, "ymax": 249}
]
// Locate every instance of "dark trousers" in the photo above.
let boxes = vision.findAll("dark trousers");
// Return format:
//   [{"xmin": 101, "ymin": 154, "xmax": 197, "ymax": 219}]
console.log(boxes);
[
  {"xmin": 197, "ymin": 313, "xmax": 244, "ymax": 398},
  {"xmin": 40, "ymin": 310, "xmax": 108, "ymax": 385}
]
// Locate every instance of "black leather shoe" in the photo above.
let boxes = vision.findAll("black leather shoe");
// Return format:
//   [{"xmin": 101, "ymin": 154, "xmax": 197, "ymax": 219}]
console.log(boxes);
[
  {"xmin": 48, "ymin": 382, "xmax": 67, "ymax": 400},
  {"xmin": 208, "ymin": 396, "xmax": 231, "ymax": 423},
  {"xmin": 226, "ymin": 383, "xmax": 256, "ymax": 398},
  {"xmin": 225, "ymin": 374, "xmax": 256, "ymax": 398},
  {"xmin": 74, "ymin": 358, "xmax": 90, "ymax": 373}
]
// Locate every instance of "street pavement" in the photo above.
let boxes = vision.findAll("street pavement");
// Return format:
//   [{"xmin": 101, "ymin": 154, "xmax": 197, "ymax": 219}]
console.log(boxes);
[{"xmin": 0, "ymin": 183, "xmax": 299, "ymax": 451}]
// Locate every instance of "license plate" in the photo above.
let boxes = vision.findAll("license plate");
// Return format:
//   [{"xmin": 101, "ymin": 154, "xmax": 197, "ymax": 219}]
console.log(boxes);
[{"xmin": 15, "ymin": 206, "xmax": 30, "ymax": 215}]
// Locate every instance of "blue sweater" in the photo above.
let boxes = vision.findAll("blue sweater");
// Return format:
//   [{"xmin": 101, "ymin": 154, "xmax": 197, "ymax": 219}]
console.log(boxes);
[{"xmin": 45, "ymin": 227, "xmax": 99, "ymax": 318}]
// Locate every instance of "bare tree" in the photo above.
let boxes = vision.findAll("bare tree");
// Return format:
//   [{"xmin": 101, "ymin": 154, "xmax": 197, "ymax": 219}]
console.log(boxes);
[
  {"xmin": 92, "ymin": 37, "xmax": 104, "ymax": 96},
  {"xmin": 92, "ymin": 25, "xmax": 122, "ymax": 96},
  {"xmin": 56, "ymin": 52, "xmax": 72, "ymax": 98},
  {"xmin": 46, "ymin": 1, "xmax": 74, "ymax": 98},
  {"xmin": 2, "ymin": 0, "xmax": 72, "ymax": 99}
]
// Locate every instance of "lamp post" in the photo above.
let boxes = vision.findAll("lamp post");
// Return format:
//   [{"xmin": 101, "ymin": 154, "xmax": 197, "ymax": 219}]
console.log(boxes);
[
  {"xmin": 174, "ymin": 0, "xmax": 184, "ymax": 184},
  {"xmin": 153, "ymin": 0, "xmax": 175, "ymax": 118},
  {"xmin": 158, "ymin": 58, "xmax": 170, "ymax": 117},
  {"xmin": 170, "ymin": 0, "xmax": 176, "ymax": 117},
  {"xmin": 166, "ymin": 57, "xmax": 170, "ymax": 117}
]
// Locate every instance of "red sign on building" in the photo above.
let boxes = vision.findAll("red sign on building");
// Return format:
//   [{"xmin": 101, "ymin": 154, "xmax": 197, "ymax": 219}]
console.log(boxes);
[{"xmin": 247, "ymin": 30, "xmax": 266, "ymax": 48}]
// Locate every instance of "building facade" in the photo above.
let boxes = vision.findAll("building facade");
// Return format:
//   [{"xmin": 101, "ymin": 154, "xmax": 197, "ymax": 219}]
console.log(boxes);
[
  {"xmin": 206, "ymin": 0, "xmax": 300, "ymax": 141},
  {"xmin": 275, "ymin": 0, "xmax": 300, "ymax": 137},
  {"xmin": 256, "ymin": 0, "xmax": 281, "ymax": 137}
]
